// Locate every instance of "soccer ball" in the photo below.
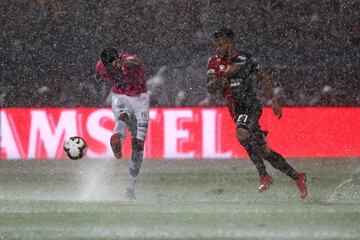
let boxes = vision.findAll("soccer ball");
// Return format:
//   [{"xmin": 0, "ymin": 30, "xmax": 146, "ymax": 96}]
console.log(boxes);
[{"xmin": 63, "ymin": 136, "xmax": 87, "ymax": 160}]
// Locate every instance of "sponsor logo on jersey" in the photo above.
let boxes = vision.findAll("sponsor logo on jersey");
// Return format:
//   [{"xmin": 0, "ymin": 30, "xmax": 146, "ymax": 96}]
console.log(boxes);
[
  {"xmin": 207, "ymin": 69, "xmax": 216, "ymax": 75},
  {"xmin": 138, "ymin": 123, "xmax": 148, "ymax": 128},
  {"xmin": 230, "ymin": 82, "xmax": 242, "ymax": 87}
]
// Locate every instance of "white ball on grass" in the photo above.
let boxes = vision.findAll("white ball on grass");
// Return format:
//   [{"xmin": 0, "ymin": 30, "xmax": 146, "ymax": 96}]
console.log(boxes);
[{"xmin": 63, "ymin": 136, "xmax": 87, "ymax": 160}]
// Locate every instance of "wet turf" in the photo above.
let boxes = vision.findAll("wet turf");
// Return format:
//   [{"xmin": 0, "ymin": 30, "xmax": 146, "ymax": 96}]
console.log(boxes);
[{"xmin": 0, "ymin": 158, "xmax": 359, "ymax": 239}]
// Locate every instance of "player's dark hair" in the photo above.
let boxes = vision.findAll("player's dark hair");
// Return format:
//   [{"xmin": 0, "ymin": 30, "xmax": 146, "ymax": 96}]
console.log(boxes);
[
  {"xmin": 212, "ymin": 28, "xmax": 235, "ymax": 39},
  {"xmin": 101, "ymin": 48, "xmax": 118, "ymax": 67}
]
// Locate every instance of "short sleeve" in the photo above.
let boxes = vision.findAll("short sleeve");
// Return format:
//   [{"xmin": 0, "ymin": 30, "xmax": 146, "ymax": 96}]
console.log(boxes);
[
  {"xmin": 96, "ymin": 61, "xmax": 106, "ymax": 75},
  {"xmin": 249, "ymin": 57, "xmax": 261, "ymax": 73},
  {"xmin": 207, "ymin": 56, "xmax": 217, "ymax": 75}
]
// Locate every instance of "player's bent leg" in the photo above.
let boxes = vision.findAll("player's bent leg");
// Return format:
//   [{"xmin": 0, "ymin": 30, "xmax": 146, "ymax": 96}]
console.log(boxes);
[
  {"xmin": 263, "ymin": 150, "xmax": 299, "ymax": 180},
  {"xmin": 110, "ymin": 120, "xmax": 127, "ymax": 159},
  {"xmin": 119, "ymin": 112, "xmax": 131, "ymax": 124},
  {"xmin": 262, "ymin": 146, "xmax": 308, "ymax": 199},
  {"xmin": 110, "ymin": 133, "xmax": 123, "ymax": 159},
  {"xmin": 237, "ymin": 128, "xmax": 272, "ymax": 192},
  {"xmin": 237, "ymin": 128, "xmax": 267, "ymax": 176},
  {"xmin": 252, "ymin": 130, "xmax": 300, "ymax": 181}
]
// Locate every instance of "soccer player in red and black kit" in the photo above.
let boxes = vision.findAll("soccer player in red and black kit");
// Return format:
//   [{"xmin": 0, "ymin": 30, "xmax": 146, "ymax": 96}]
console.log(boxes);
[{"xmin": 207, "ymin": 28, "xmax": 308, "ymax": 199}]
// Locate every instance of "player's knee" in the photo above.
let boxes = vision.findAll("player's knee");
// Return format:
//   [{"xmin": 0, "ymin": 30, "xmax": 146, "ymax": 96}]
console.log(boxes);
[
  {"xmin": 251, "ymin": 131, "xmax": 271, "ymax": 156},
  {"xmin": 132, "ymin": 138, "xmax": 144, "ymax": 152},
  {"xmin": 119, "ymin": 113, "xmax": 130, "ymax": 122},
  {"xmin": 236, "ymin": 128, "xmax": 250, "ymax": 144},
  {"xmin": 261, "ymin": 147, "xmax": 273, "ymax": 158}
]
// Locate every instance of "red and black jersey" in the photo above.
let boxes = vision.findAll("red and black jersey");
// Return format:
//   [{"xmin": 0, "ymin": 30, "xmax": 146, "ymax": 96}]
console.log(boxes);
[{"xmin": 207, "ymin": 51, "xmax": 261, "ymax": 118}]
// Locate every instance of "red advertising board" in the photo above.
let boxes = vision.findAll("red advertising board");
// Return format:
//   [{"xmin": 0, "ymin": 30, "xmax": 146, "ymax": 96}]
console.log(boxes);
[{"xmin": 1, "ymin": 107, "xmax": 359, "ymax": 160}]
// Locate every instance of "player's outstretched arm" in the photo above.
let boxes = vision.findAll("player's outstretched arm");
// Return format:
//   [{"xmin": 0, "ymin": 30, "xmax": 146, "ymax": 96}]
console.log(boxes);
[{"xmin": 257, "ymin": 70, "xmax": 282, "ymax": 119}]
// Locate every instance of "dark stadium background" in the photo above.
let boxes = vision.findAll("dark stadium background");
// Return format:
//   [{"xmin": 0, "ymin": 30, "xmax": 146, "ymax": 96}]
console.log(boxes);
[
  {"xmin": 1, "ymin": 2, "xmax": 360, "ymax": 239},
  {"xmin": 1, "ymin": 0, "xmax": 359, "ymax": 108}
]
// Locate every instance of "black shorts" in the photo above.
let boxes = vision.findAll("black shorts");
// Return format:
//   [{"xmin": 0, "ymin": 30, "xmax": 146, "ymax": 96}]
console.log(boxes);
[
  {"xmin": 233, "ymin": 104, "xmax": 263, "ymax": 133},
  {"xmin": 233, "ymin": 103, "xmax": 268, "ymax": 147}
]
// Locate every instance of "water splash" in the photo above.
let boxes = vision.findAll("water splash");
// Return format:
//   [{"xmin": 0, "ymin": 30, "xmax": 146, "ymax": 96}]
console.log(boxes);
[
  {"xmin": 328, "ymin": 167, "xmax": 360, "ymax": 202},
  {"xmin": 77, "ymin": 159, "xmax": 125, "ymax": 201}
]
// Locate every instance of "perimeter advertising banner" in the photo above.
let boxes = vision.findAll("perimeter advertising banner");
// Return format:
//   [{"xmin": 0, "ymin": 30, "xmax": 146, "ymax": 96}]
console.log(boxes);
[{"xmin": 1, "ymin": 107, "xmax": 359, "ymax": 160}]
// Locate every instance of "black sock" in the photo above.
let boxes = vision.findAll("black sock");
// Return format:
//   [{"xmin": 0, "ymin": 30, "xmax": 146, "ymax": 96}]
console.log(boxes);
[
  {"xmin": 241, "ymin": 139, "xmax": 267, "ymax": 177},
  {"xmin": 264, "ymin": 151, "xmax": 299, "ymax": 180}
]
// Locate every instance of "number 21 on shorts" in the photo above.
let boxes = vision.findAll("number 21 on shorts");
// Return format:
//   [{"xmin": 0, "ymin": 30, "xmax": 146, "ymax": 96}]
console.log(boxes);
[{"xmin": 237, "ymin": 114, "xmax": 249, "ymax": 125}]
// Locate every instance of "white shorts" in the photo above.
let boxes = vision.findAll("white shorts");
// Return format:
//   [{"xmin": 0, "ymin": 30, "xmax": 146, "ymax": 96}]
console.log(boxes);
[{"xmin": 111, "ymin": 92, "xmax": 149, "ymax": 141}]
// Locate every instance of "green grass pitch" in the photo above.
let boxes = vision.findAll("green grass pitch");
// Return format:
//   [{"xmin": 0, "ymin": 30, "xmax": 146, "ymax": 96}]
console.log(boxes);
[{"xmin": 0, "ymin": 158, "xmax": 359, "ymax": 240}]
